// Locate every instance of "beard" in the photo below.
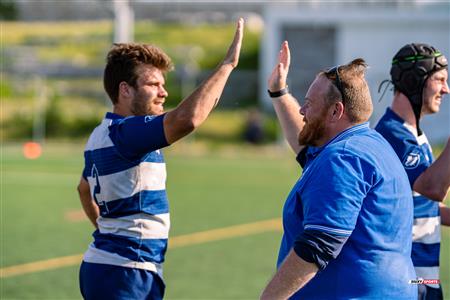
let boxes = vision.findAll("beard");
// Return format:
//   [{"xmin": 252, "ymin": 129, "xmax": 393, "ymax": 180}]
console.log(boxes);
[
  {"xmin": 131, "ymin": 96, "xmax": 149, "ymax": 116},
  {"xmin": 298, "ymin": 108, "xmax": 328, "ymax": 147}
]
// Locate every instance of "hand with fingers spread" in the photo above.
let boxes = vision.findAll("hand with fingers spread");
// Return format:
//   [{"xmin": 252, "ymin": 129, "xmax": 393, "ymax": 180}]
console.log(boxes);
[
  {"xmin": 222, "ymin": 18, "xmax": 244, "ymax": 68},
  {"xmin": 269, "ymin": 41, "xmax": 290, "ymax": 92}
]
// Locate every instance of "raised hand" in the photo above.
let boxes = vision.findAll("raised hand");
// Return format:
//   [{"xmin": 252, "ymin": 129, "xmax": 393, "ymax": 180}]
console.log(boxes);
[
  {"xmin": 222, "ymin": 18, "xmax": 244, "ymax": 68},
  {"xmin": 268, "ymin": 41, "xmax": 290, "ymax": 91}
]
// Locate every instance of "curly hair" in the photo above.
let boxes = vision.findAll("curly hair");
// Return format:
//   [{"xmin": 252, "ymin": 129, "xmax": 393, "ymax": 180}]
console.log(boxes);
[
  {"xmin": 103, "ymin": 43, "xmax": 174, "ymax": 104},
  {"xmin": 322, "ymin": 58, "xmax": 373, "ymax": 123}
]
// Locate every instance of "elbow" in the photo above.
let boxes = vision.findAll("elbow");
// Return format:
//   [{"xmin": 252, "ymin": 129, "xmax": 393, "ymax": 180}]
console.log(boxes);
[
  {"xmin": 176, "ymin": 114, "xmax": 201, "ymax": 133},
  {"xmin": 77, "ymin": 183, "xmax": 83, "ymax": 196},
  {"xmin": 431, "ymin": 189, "xmax": 448, "ymax": 202},
  {"xmin": 414, "ymin": 184, "xmax": 448, "ymax": 202}
]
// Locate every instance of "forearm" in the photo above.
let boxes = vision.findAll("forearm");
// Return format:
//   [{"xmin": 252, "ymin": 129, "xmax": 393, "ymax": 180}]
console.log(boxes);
[
  {"xmin": 175, "ymin": 64, "xmax": 233, "ymax": 127},
  {"xmin": 440, "ymin": 202, "xmax": 450, "ymax": 226},
  {"xmin": 163, "ymin": 18, "xmax": 243, "ymax": 144},
  {"xmin": 78, "ymin": 178, "xmax": 99, "ymax": 228},
  {"xmin": 413, "ymin": 137, "xmax": 450, "ymax": 201},
  {"xmin": 272, "ymin": 94, "xmax": 305, "ymax": 154},
  {"xmin": 261, "ymin": 250, "xmax": 318, "ymax": 300}
]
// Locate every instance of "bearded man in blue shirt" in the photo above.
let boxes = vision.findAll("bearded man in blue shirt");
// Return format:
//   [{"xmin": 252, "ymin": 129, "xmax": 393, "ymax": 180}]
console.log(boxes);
[{"xmin": 261, "ymin": 41, "xmax": 417, "ymax": 300}]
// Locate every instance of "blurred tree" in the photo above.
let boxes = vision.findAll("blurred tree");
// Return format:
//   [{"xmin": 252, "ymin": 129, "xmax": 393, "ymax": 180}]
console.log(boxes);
[{"xmin": 0, "ymin": 0, "xmax": 18, "ymax": 20}]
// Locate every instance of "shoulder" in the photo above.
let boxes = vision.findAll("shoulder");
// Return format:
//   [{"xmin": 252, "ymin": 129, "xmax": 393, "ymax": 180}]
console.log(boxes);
[{"xmin": 376, "ymin": 111, "xmax": 417, "ymax": 148}]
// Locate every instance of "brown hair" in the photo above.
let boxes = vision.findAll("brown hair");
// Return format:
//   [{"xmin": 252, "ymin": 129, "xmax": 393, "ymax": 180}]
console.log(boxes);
[
  {"xmin": 322, "ymin": 58, "xmax": 373, "ymax": 123},
  {"xmin": 103, "ymin": 43, "xmax": 173, "ymax": 104}
]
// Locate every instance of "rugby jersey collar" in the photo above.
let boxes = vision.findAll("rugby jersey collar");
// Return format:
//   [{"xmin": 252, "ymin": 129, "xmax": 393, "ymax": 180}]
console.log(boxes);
[
  {"xmin": 105, "ymin": 112, "xmax": 125, "ymax": 120},
  {"xmin": 325, "ymin": 122, "xmax": 370, "ymax": 148},
  {"xmin": 384, "ymin": 107, "xmax": 404, "ymax": 123},
  {"xmin": 303, "ymin": 122, "xmax": 370, "ymax": 162}
]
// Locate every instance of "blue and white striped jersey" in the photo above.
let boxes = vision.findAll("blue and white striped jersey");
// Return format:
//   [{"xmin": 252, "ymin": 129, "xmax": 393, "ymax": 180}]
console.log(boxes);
[
  {"xmin": 376, "ymin": 107, "xmax": 440, "ymax": 288},
  {"xmin": 81, "ymin": 112, "xmax": 169, "ymax": 275}
]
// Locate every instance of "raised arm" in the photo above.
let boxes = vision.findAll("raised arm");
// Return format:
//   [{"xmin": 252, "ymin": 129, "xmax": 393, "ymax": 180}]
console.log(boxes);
[
  {"xmin": 413, "ymin": 137, "xmax": 450, "ymax": 202},
  {"xmin": 163, "ymin": 18, "xmax": 244, "ymax": 144},
  {"xmin": 268, "ymin": 41, "xmax": 305, "ymax": 154}
]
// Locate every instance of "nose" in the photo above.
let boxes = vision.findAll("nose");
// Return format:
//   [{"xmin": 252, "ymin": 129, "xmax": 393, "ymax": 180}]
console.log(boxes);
[
  {"xmin": 299, "ymin": 106, "xmax": 305, "ymax": 116},
  {"xmin": 159, "ymin": 86, "xmax": 168, "ymax": 98},
  {"xmin": 442, "ymin": 80, "xmax": 449, "ymax": 94}
]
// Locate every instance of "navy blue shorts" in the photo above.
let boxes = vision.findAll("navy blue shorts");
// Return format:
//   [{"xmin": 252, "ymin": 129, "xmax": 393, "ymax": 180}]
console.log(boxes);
[
  {"xmin": 79, "ymin": 261, "xmax": 165, "ymax": 300},
  {"xmin": 418, "ymin": 284, "xmax": 443, "ymax": 300}
]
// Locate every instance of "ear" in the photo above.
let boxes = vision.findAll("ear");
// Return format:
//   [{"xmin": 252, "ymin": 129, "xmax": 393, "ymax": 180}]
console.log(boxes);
[
  {"xmin": 329, "ymin": 101, "xmax": 345, "ymax": 122},
  {"xmin": 119, "ymin": 81, "xmax": 133, "ymax": 99}
]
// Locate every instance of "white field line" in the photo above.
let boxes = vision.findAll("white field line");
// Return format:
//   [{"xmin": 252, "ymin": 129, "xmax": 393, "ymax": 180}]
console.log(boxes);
[{"xmin": 0, "ymin": 218, "xmax": 281, "ymax": 278}]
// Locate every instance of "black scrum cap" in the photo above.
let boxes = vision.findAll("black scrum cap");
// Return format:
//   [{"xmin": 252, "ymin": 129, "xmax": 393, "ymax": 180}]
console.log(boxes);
[{"xmin": 390, "ymin": 43, "xmax": 448, "ymax": 135}]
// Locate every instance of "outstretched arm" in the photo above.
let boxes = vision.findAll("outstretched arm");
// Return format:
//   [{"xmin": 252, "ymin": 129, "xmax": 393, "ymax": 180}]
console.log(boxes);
[
  {"xmin": 163, "ymin": 18, "xmax": 244, "ymax": 144},
  {"xmin": 413, "ymin": 137, "xmax": 450, "ymax": 202},
  {"xmin": 268, "ymin": 41, "xmax": 305, "ymax": 155}
]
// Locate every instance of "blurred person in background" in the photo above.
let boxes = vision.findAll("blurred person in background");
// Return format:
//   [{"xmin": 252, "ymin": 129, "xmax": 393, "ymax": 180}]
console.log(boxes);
[
  {"xmin": 76, "ymin": 19, "xmax": 244, "ymax": 300},
  {"xmin": 260, "ymin": 41, "xmax": 416, "ymax": 299},
  {"xmin": 375, "ymin": 43, "xmax": 450, "ymax": 300}
]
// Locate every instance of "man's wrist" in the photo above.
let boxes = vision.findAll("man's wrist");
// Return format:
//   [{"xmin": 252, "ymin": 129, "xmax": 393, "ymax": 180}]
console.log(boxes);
[{"xmin": 268, "ymin": 86, "xmax": 289, "ymax": 98}]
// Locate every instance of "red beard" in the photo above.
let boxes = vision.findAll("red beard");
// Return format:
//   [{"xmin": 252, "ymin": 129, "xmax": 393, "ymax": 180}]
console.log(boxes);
[{"xmin": 298, "ymin": 108, "xmax": 328, "ymax": 147}]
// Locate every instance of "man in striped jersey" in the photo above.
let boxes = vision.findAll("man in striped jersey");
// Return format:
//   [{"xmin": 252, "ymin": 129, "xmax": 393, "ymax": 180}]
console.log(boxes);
[
  {"xmin": 261, "ymin": 41, "xmax": 416, "ymax": 299},
  {"xmin": 76, "ymin": 19, "xmax": 244, "ymax": 299},
  {"xmin": 375, "ymin": 43, "xmax": 450, "ymax": 300}
]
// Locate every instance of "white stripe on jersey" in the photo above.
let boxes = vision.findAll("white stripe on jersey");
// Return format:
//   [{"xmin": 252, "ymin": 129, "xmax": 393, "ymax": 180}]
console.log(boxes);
[
  {"xmin": 98, "ymin": 213, "xmax": 170, "ymax": 239},
  {"xmin": 412, "ymin": 216, "xmax": 441, "ymax": 244},
  {"xmin": 87, "ymin": 162, "xmax": 167, "ymax": 203},
  {"xmin": 85, "ymin": 119, "xmax": 114, "ymax": 151},
  {"xmin": 403, "ymin": 122, "xmax": 430, "ymax": 146},
  {"xmin": 414, "ymin": 266, "xmax": 440, "ymax": 288},
  {"xmin": 304, "ymin": 224, "xmax": 352, "ymax": 236},
  {"xmin": 83, "ymin": 244, "xmax": 162, "ymax": 273}
]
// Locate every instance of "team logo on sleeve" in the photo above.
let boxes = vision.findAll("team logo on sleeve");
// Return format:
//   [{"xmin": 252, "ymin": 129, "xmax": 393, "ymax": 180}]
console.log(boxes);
[
  {"xmin": 144, "ymin": 116, "xmax": 154, "ymax": 123},
  {"xmin": 403, "ymin": 152, "xmax": 420, "ymax": 169}
]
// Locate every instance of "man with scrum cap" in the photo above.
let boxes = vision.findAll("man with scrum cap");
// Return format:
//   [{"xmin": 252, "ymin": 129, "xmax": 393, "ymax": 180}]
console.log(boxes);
[{"xmin": 376, "ymin": 43, "xmax": 450, "ymax": 300}]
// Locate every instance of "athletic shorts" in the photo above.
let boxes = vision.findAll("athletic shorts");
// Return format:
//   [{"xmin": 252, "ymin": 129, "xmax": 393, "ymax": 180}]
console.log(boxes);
[
  {"xmin": 418, "ymin": 284, "xmax": 443, "ymax": 300},
  {"xmin": 79, "ymin": 261, "xmax": 165, "ymax": 300}
]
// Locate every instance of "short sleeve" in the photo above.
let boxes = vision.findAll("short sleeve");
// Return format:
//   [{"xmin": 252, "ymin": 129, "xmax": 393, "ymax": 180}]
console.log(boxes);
[
  {"xmin": 398, "ymin": 144, "xmax": 430, "ymax": 187},
  {"xmin": 301, "ymin": 152, "xmax": 372, "ymax": 236},
  {"xmin": 82, "ymin": 166, "xmax": 89, "ymax": 180},
  {"xmin": 108, "ymin": 114, "xmax": 169, "ymax": 160}
]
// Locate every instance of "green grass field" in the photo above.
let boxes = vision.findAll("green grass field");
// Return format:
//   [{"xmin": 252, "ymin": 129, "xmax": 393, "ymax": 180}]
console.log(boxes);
[{"xmin": 1, "ymin": 142, "xmax": 449, "ymax": 299}]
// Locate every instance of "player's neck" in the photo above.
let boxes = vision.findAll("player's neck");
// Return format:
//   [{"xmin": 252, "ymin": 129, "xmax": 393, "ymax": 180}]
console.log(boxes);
[{"xmin": 391, "ymin": 92, "xmax": 417, "ymax": 128}]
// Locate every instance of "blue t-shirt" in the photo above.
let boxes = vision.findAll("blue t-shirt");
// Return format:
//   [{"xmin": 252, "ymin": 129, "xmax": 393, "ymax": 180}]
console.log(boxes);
[
  {"xmin": 376, "ymin": 107, "xmax": 440, "ymax": 288},
  {"xmin": 278, "ymin": 123, "xmax": 417, "ymax": 299},
  {"xmin": 81, "ymin": 112, "xmax": 170, "ymax": 275}
]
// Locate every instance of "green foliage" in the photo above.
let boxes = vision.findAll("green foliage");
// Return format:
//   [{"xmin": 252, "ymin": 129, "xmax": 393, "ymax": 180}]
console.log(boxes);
[
  {"xmin": 2, "ymin": 21, "xmax": 262, "ymax": 141},
  {"xmin": 0, "ymin": 76, "xmax": 14, "ymax": 98},
  {"xmin": 0, "ymin": 1, "xmax": 18, "ymax": 21}
]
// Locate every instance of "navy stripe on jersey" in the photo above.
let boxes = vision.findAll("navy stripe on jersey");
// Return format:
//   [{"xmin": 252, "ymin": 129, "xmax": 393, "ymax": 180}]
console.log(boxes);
[
  {"xmin": 412, "ymin": 242, "xmax": 440, "ymax": 266},
  {"xmin": 84, "ymin": 146, "xmax": 139, "ymax": 177},
  {"xmin": 84, "ymin": 147, "xmax": 165, "ymax": 177},
  {"xmin": 109, "ymin": 114, "xmax": 168, "ymax": 161},
  {"xmin": 413, "ymin": 195, "xmax": 440, "ymax": 218},
  {"xmin": 93, "ymin": 231, "xmax": 167, "ymax": 264},
  {"xmin": 101, "ymin": 190, "xmax": 169, "ymax": 218}
]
